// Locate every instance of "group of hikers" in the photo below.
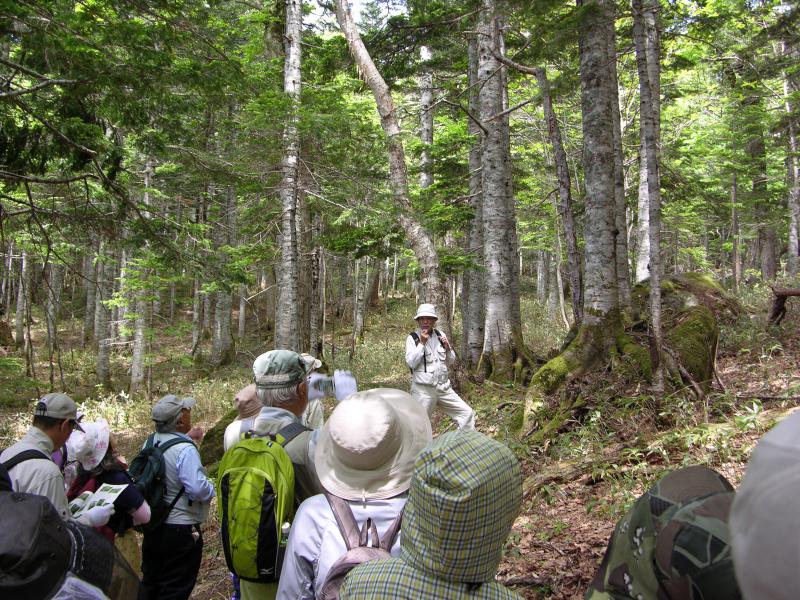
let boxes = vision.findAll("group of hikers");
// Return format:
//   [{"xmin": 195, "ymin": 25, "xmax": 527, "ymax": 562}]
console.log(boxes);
[{"xmin": 0, "ymin": 303, "xmax": 793, "ymax": 600}]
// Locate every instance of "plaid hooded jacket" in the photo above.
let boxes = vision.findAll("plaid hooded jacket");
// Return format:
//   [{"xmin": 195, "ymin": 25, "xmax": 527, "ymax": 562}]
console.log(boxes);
[{"xmin": 339, "ymin": 430, "xmax": 524, "ymax": 600}]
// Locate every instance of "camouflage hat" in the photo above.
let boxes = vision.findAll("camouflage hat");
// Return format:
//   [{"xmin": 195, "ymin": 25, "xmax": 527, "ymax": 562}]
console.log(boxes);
[{"xmin": 585, "ymin": 465, "xmax": 741, "ymax": 600}]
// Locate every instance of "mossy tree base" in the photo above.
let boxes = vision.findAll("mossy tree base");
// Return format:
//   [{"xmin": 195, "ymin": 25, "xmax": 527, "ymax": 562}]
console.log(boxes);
[
  {"xmin": 199, "ymin": 407, "xmax": 237, "ymax": 469},
  {"xmin": 519, "ymin": 273, "xmax": 726, "ymax": 442}
]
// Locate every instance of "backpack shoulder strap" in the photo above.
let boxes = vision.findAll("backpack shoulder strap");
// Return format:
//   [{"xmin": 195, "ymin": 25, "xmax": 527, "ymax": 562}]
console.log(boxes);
[
  {"xmin": 379, "ymin": 507, "xmax": 404, "ymax": 551},
  {"xmin": 2, "ymin": 449, "xmax": 51, "ymax": 471},
  {"xmin": 325, "ymin": 493, "xmax": 362, "ymax": 550},
  {"xmin": 156, "ymin": 435, "xmax": 195, "ymax": 453},
  {"xmin": 409, "ymin": 331, "xmax": 420, "ymax": 344},
  {"xmin": 276, "ymin": 422, "xmax": 310, "ymax": 447}
]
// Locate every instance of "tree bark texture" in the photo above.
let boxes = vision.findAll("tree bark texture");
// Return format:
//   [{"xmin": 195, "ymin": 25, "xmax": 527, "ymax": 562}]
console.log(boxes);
[
  {"xmin": 461, "ymin": 34, "xmax": 486, "ymax": 369},
  {"xmin": 784, "ymin": 41, "xmax": 800, "ymax": 281},
  {"xmin": 275, "ymin": 0, "xmax": 303, "ymax": 350},
  {"xmin": 333, "ymin": 0, "xmax": 451, "ymax": 338},
  {"xmin": 534, "ymin": 66, "xmax": 583, "ymax": 324},
  {"xmin": 477, "ymin": 1, "xmax": 526, "ymax": 380},
  {"xmin": 577, "ymin": 0, "xmax": 620, "ymax": 332},
  {"xmin": 606, "ymin": 17, "xmax": 632, "ymax": 310},
  {"xmin": 419, "ymin": 45, "xmax": 434, "ymax": 190},
  {"xmin": 82, "ymin": 251, "xmax": 96, "ymax": 345},
  {"xmin": 633, "ymin": 0, "xmax": 660, "ymax": 285},
  {"xmin": 15, "ymin": 250, "xmax": 30, "ymax": 348},
  {"xmin": 633, "ymin": 0, "xmax": 664, "ymax": 394}
]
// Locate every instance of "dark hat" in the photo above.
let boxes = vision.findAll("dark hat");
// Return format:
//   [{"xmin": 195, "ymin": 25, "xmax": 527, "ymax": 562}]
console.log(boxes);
[{"xmin": 0, "ymin": 492, "xmax": 72, "ymax": 599}]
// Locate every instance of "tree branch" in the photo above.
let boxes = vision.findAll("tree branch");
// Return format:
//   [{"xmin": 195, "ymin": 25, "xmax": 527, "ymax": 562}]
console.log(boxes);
[{"xmin": 0, "ymin": 79, "xmax": 77, "ymax": 99}]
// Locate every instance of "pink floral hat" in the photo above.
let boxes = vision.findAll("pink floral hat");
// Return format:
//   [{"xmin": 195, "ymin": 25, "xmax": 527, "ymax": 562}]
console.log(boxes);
[{"xmin": 66, "ymin": 418, "xmax": 110, "ymax": 471}]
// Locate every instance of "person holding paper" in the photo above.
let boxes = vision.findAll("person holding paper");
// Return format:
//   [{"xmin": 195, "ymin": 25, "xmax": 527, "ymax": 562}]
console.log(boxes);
[
  {"xmin": 67, "ymin": 418, "xmax": 151, "ymax": 542},
  {"xmin": 0, "ymin": 393, "xmax": 113, "ymax": 528}
]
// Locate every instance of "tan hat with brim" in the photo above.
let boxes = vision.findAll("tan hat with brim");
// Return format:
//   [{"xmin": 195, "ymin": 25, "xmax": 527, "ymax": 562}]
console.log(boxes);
[{"xmin": 315, "ymin": 388, "xmax": 432, "ymax": 501}]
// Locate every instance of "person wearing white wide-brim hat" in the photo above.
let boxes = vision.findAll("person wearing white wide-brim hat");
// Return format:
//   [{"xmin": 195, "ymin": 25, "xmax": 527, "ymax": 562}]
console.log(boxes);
[
  {"xmin": 275, "ymin": 388, "xmax": 432, "ymax": 600},
  {"xmin": 405, "ymin": 303, "xmax": 475, "ymax": 430}
]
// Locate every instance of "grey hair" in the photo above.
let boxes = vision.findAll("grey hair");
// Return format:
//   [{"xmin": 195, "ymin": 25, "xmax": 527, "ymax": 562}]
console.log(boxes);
[
  {"xmin": 256, "ymin": 384, "xmax": 300, "ymax": 408},
  {"xmin": 154, "ymin": 411, "xmax": 182, "ymax": 433}
]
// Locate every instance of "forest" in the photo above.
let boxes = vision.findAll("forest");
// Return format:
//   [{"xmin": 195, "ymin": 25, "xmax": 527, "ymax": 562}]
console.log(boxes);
[{"xmin": 1, "ymin": 0, "xmax": 799, "ymax": 597}]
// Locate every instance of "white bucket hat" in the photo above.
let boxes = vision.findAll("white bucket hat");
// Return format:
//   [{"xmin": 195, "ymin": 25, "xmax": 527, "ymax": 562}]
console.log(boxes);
[
  {"xmin": 414, "ymin": 303, "xmax": 438, "ymax": 320},
  {"xmin": 315, "ymin": 388, "xmax": 432, "ymax": 501},
  {"xmin": 66, "ymin": 418, "xmax": 110, "ymax": 471},
  {"xmin": 299, "ymin": 353, "xmax": 322, "ymax": 371}
]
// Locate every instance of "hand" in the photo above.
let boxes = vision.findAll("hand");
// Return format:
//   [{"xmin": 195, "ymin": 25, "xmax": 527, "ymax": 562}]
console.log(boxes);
[
  {"xmin": 187, "ymin": 427, "xmax": 205, "ymax": 443},
  {"xmin": 333, "ymin": 370, "xmax": 357, "ymax": 402},
  {"xmin": 78, "ymin": 503, "xmax": 115, "ymax": 527},
  {"xmin": 419, "ymin": 329, "xmax": 431, "ymax": 344}
]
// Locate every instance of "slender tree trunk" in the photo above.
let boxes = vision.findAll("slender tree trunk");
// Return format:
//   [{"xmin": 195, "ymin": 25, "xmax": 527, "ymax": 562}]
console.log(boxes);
[
  {"xmin": 534, "ymin": 66, "xmax": 583, "ymax": 324},
  {"xmin": 633, "ymin": 0, "xmax": 664, "ymax": 395},
  {"xmin": 82, "ymin": 252, "xmax": 96, "ymax": 345},
  {"xmin": 461, "ymin": 34, "xmax": 486, "ymax": 369},
  {"xmin": 309, "ymin": 213, "xmax": 322, "ymax": 358},
  {"xmin": 419, "ymin": 45, "xmax": 434, "ymax": 189},
  {"xmin": 45, "ymin": 263, "xmax": 63, "ymax": 373},
  {"xmin": 96, "ymin": 243, "xmax": 115, "ymax": 388},
  {"xmin": 607, "ymin": 18, "xmax": 632, "ymax": 310},
  {"xmin": 238, "ymin": 284, "xmax": 247, "ymax": 340},
  {"xmin": 192, "ymin": 278, "xmax": 202, "ymax": 351},
  {"xmin": 477, "ymin": 2, "xmax": 526, "ymax": 379},
  {"xmin": 275, "ymin": 0, "xmax": 303, "ymax": 350},
  {"xmin": 536, "ymin": 251, "xmax": 547, "ymax": 302},
  {"xmin": 211, "ymin": 185, "xmax": 236, "ymax": 366},
  {"xmin": 351, "ymin": 257, "xmax": 370, "ymax": 348},
  {"xmin": 129, "ymin": 290, "xmax": 149, "ymax": 394},
  {"xmin": 633, "ymin": 0, "xmax": 660, "ymax": 285},
  {"xmin": 334, "ymin": 0, "xmax": 451, "ymax": 337},
  {"xmin": 784, "ymin": 41, "xmax": 800, "ymax": 281},
  {"xmin": 15, "ymin": 250, "xmax": 30, "ymax": 348}
]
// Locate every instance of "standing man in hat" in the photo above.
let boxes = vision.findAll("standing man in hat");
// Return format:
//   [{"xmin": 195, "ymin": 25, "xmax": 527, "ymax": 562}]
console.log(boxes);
[
  {"xmin": 141, "ymin": 394, "xmax": 215, "ymax": 600},
  {"xmin": 0, "ymin": 393, "xmax": 113, "ymax": 527},
  {"xmin": 276, "ymin": 388, "xmax": 432, "ymax": 600},
  {"xmin": 405, "ymin": 303, "xmax": 475, "ymax": 430}
]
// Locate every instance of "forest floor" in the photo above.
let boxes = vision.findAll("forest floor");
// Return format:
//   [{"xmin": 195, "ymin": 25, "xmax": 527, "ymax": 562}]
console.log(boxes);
[{"xmin": 1, "ymin": 287, "xmax": 798, "ymax": 599}]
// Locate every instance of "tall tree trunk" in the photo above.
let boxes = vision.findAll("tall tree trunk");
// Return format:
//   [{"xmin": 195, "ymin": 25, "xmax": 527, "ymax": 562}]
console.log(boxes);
[
  {"xmin": 309, "ymin": 213, "xmax": 322, "ymax": 357},
  {"xmin": 419, "ymin": 45, "xmax": 434, "ymax": 189},
  {"xmin": 536, "ymin": 250, "xmax": 547, "ymax": 303},
  {"xmin": 129, "ymin": 289, "xmax": 149, "ymax": 394},
  {"xmin": 576, "ymin": 0, "xmax": 621, "ymax": 337},
  {"xmin": 607, "ymin": 17, "xmax": 632, "ymax": 309},
  {"xmin": 238, "ymin": 284, "xmax": 247, "ymax": 340},
  {"xmin": 351, "ymin": 257, "xmax": 370, "ymax": 348},
  {"xmin": 192, "ymin": 277, "xmax": 202, "ymax": 352},
  {"xmin": 275, "ymin": 0, "xmax": 303, "ymax": 350},
  {"xmin": 784, "ymin": 40, "xmax": 800, "ymax": 282},
  {"xmin": 633, "ymin": 0, "xmax": 660, "ymax": 284},
  {"xmin": 461, "ymin": 34, "xmax": 486, "ymax": 369},
  {"xmin": 211, "ymin": 185, "xmax": 236, "ymax": 366},
  {"xmin": 534, "ymin": 66, "xmax": 583, "ymax": 324},
  {"xmin": 731, "ymin": 174, "xmax": 741, "ymax": 290},
  {"xmin": 477, "ymin": 2, "xmax": 526, "ymax": 379},
  {"xmin": 45, "ymin": 263, "xmax": 63, "ymax": 384},
  {"xmin": 633, "ymin": 0, "xmax": 664, "ymax": 395},
  {"xmin": 95, "ymin": 242, "xmax": 115, "ymax": 388},
  {"xmin": 15, "ymin": 250, "xmax": 30, "ymax": 348},
  {"xmin": 334, "ymin": 0, "xmax": 451, "ymax": 337},
  {"xmin": 82, "ymin": 251, "xmax": 96, "ymax": 345}
]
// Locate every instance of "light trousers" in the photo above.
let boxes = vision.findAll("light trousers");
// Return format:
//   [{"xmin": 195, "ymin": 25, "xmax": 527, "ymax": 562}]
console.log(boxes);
[{"xmin": 410, "ymin": 381, "xmax": 475, "ymax": 430}]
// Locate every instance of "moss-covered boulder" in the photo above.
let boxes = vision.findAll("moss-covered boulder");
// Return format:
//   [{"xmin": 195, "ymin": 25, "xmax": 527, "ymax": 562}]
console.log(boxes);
[
  {"xmin": 199, "ymin": 407, "xmax": 237, "ymax": 467},
  {"xmin": 666, "ymin": 305, "xmax": 718, "ymax": 387}
]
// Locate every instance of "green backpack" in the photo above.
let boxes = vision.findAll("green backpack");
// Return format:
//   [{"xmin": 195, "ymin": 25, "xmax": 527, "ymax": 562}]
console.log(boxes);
[{"xmin": 217, "ymin": 422, "xmax": 309, "ymax": 583}]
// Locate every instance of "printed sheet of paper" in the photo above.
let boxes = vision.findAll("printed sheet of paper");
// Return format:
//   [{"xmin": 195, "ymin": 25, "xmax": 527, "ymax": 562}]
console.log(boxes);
[{"xmin": 68, "ymin": 483, "xmax": 127, "ymax": 519}]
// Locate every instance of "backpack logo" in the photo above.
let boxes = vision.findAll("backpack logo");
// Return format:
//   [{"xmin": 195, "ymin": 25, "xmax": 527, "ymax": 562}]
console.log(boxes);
[
  {"xmin": 216, "ymin": 423, "xmax": 307, "ymax": 583},
  {"xmin": 127, "ymin": 434, "xmax": 192, "ymax": 532},
  {"xmin": 319, "ymin": 493, "xmax": 403, "ymax": 600}
]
